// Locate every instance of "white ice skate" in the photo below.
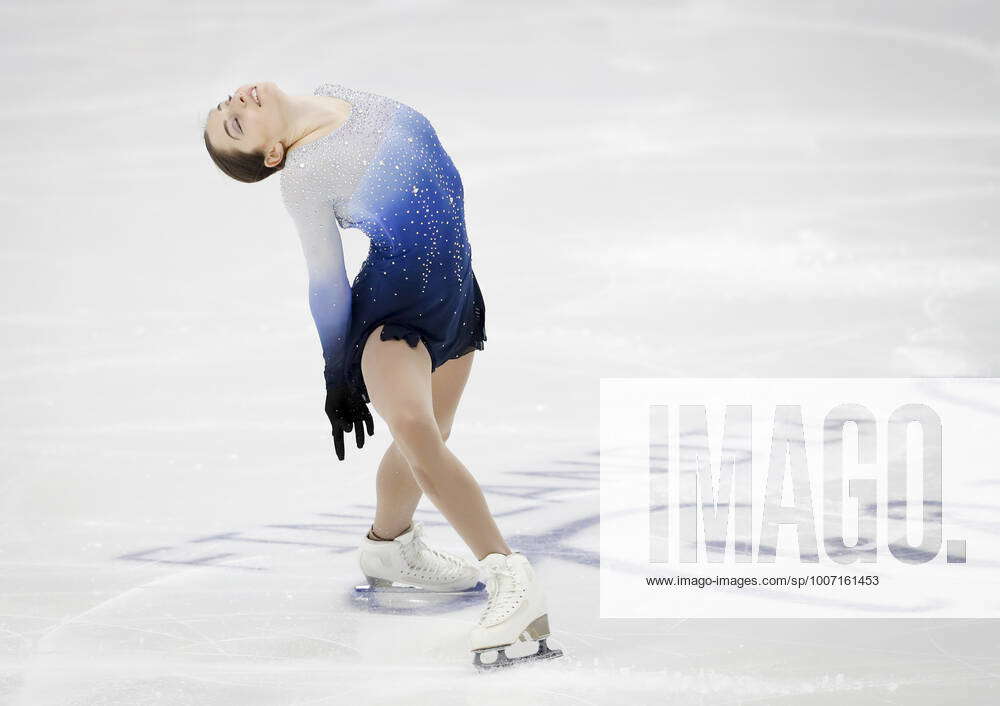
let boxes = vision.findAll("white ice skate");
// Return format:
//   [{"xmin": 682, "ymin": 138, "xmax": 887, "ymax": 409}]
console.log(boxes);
[
  {"xmin": 355, "ymin": 522, "xmax": 483, "ymax": 594},
  {"xmin": 470, "ymin": 552, "xmax": 564, "ymax": 669}
]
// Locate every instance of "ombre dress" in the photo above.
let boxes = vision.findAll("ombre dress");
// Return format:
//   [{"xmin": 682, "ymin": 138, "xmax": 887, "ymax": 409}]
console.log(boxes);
[{"xmin": 279, "ymin": 83, "xmax": 487, "ymax": 406}]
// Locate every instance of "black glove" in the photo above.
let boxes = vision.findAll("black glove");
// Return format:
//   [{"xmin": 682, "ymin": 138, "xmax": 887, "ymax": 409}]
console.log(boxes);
[{"xmin": 324, "ymin": 385, "xmax": 375, "ymax": 461}]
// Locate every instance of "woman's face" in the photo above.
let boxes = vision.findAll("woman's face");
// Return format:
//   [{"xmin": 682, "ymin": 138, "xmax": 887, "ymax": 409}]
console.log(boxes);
[{"xmin": 205, "ymin": 81, "xmax": 286, "ymax": 167}]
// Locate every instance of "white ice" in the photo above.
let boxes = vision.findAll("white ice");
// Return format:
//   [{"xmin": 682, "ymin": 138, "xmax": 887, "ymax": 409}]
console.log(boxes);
[{"xmin": 2, "ymin": 0, "xmax": 999, "ymax": 704}]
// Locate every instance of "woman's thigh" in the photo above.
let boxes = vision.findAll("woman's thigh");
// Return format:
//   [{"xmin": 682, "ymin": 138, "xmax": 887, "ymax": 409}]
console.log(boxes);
[
  {"xmin": 431, "ymin": 351, "xmax": 475, "ymax": 439},
  {"xmin": 360, "ymin": 327, "xmax": 475, "ymax": 442},
  {"xmin": 360, "ymin": 325, "xmax": 435, "ymax": 430}
]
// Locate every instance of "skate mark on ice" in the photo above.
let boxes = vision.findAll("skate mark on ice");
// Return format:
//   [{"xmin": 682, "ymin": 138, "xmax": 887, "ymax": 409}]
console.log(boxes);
[{"xmin": 112, "ymin": 454, "xmax": 603, "ymax": 576}]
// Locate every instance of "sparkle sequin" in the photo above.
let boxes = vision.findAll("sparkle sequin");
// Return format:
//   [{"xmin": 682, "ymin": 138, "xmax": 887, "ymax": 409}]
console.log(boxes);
[{"xmin": 279, "ymin": 83, "xmax": 486, "ymax": 401}]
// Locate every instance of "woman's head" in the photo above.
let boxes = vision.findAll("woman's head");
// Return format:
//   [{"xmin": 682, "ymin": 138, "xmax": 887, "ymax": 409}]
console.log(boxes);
[{"xmin": 203, "ymin": 81, "xmax": 289, "ymax": 183}]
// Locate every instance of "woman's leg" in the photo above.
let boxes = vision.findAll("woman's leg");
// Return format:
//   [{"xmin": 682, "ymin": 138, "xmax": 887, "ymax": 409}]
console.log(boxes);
[
  {"xmin": 361, "ymin": 325, "xmax": 511, "ymax": 560},
  {"xmin": 371, "ymin": 351, "xmax": 474, "ymax": 539},
  {"xmin": 370, "ymin": 442, "xmax": 420, "ymax": 539}
]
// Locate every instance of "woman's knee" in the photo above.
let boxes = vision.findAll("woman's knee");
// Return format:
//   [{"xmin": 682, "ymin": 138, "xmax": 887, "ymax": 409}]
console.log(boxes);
[
  {"xmin": 385, "ymin": 404, "xmax": 453, "ymax": 442},
  {"xmin": 386, "ymin": 409, "xmax": 442, "ymax": 449}
]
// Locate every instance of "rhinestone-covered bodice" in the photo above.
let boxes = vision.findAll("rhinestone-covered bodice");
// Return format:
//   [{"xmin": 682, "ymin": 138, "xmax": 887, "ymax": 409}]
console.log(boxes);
[{"xmin": 280, "ymin": 83, "xmax": 470, "ymax": 268}]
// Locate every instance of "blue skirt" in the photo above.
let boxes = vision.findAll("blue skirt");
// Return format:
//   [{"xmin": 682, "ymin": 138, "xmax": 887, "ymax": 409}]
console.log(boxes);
[{"xmin": 342, "ymin": 244, "xmax": 487, "ymax": 405}]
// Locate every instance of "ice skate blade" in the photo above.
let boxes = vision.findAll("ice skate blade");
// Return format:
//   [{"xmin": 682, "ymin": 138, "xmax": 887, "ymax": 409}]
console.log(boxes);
[
  {"xmin": 354, "ymin": 579, "xmax": 485, "ymax": 595},
  {"xmin": 472, "ymin": 638, "xmax": 565, "ymax": 671}
]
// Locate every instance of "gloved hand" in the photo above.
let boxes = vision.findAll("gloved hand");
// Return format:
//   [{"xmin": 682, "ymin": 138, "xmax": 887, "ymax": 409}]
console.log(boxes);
[{"xmin": 324, "ymin": 385, "xmax": 375, "ymax": 461}]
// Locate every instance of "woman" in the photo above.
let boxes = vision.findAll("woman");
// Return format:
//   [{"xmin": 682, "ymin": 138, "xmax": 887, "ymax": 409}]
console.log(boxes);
[{"xmin": 203, "ymin": 81, "xmax": 561, "ymax": 668}]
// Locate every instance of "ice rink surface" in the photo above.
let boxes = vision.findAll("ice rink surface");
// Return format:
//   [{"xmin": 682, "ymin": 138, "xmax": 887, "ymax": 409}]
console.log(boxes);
[{"xmin": 2, "ymin": 0, "xmax": 999, "ymax": 703}]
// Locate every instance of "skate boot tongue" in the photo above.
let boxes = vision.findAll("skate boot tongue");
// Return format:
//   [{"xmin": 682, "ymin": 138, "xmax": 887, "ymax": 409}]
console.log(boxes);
[{"xmin": 478, "ymin": 553, "xmax": 511, "ymax": 572}]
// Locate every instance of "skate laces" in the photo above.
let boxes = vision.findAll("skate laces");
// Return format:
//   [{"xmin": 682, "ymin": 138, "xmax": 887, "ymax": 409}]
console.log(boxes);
[
  {"xmin": 401, "ymin": 524, "xmax": 468, "ymax": 581},
  {"xmin": 477, "ymin": 561, "xmax": 524, "ymax": 627}
]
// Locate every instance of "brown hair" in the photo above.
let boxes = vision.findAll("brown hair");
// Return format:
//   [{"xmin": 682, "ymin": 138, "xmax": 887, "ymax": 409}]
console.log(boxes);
[{"xmin": 203, "ymin": 128, "xmax": 285, "ymax": 183}]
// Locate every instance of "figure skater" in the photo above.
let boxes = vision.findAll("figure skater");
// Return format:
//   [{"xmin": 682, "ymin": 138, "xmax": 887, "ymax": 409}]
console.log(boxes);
[{"xmin": 203, "ymin": 81, "xmax": 561, "ymax": 668}]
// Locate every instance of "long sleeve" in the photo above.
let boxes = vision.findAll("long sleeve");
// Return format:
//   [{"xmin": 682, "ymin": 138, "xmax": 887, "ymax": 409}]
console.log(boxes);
[{"xmin": 281, "ymin": 185, "xmax": 352, "ymax": 391}]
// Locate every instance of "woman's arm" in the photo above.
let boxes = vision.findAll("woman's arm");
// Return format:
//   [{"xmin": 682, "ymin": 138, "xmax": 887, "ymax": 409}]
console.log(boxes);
[
  {"xmin": 281, "ymin": 182, "xmax": 373, "ymax": 460},
  {"xmin": 284, "ymin": 189, "xmax": 352, "ymax": 388}
]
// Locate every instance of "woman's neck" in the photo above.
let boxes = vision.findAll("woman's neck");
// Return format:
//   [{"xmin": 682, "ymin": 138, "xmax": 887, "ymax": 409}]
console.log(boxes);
[{"xmin": 286, "ymin": 94, "xmax": 352, "ymax": 150}]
